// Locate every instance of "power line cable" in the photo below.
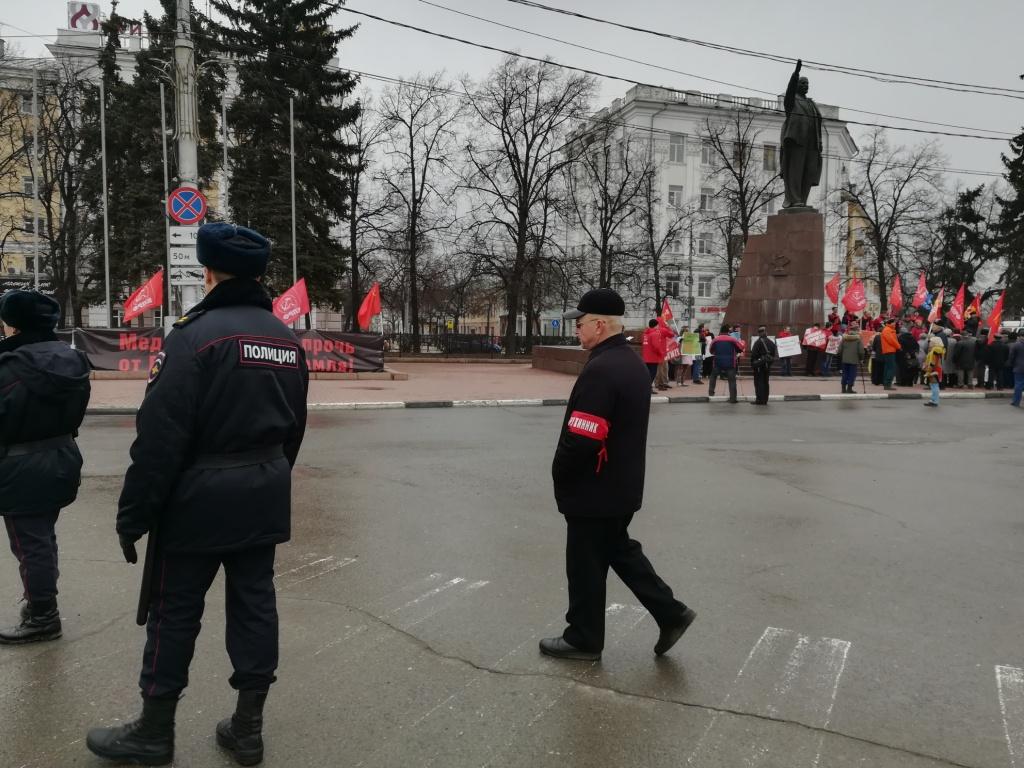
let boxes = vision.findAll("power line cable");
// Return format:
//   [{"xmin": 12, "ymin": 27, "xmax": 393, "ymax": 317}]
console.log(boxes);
[
  {"xmin": 417, "ymin": 0, "xmax": 1014, "ymax": 136},
  {"xmin": 505, "ymin": 0, "xmax": 1024, "ymax": 99},
  {"xmin": 337, "ymin": 6, "xmax": 1012, "ymax": 141}
]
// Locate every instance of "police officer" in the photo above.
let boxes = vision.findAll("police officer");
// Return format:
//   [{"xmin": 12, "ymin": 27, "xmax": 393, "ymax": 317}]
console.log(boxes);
[
  {"xmin": 86, "ymin": 224, "xmax": 309, "ymax": 767},
  {"xmin": 541, "ymin": 288, "xmax": 696, "ymax": 661},
  {"xmin": 750, "ymin": 326, "xmax": 778, "ymax": 405},
  {"xmin": 0, "ymin": 291, "xmax": 90, "ymax": 644}
]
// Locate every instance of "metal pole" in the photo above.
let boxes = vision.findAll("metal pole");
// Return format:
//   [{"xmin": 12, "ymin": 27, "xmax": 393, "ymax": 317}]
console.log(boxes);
[
  {"xmin": 160, "ymin": 81, "xmax": 172, "ymax": 322},
  {"xmin": 289, "ymin": 96, "xmax": 297, "ymax": 285},
  {"xmin": 687, "ymin": 225, "xmax": 694, "ymax": 327},
  {"xmin": 175, "ymin": 0, "xmax": 202, "ymax": 311},
  {"xmin": 31, "ymin": 68, "xmax": 39, "ymax": 290},
  {"xmin": 221, "ymin": 99, "xmax": 229, "ymax": 217},
  {"xmin": 99, "ymin": 78, "xmax": 112, "ymax": 326}
]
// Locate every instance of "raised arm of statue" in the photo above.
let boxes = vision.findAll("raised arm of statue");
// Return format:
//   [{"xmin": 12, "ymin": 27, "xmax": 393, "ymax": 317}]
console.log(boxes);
[{"xmin": 784, "ymin": 59, "xmax": 802, "ymax": 113}]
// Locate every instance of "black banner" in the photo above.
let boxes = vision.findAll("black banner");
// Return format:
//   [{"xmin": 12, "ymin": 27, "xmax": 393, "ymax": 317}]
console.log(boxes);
[
  {"xmin": 74, "ymin": 328, "xmax": 164, "ymax": 372},
  {"xmin": 296, "ymin": 330, "xmax": 384, "ymax": 373}
]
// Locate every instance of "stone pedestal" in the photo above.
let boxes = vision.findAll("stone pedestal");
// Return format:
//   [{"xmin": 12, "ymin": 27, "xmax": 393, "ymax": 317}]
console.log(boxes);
[{"xmin": 723, "ymin": 211, "xmax": 825, "ymax": 337}]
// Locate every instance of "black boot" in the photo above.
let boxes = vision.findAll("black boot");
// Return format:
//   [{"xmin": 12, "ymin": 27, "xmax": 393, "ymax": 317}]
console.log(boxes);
[
  {"xmin": 0, "ymin": 600, "xmax": 61, "ymax": 644},
  {"xmin": 216, "ymin": 689, "xmax": 268, "ymax": 766},
  {"xmin": 86, "ymin": 696, "xmax": 177, "ymax": 766}
]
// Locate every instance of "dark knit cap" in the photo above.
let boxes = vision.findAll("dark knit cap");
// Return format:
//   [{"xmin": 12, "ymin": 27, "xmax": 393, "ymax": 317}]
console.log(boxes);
[
  {"xmin": 196, "ymin": 223, "xmax": 271, "ymax": 278},
  {"xmin": 0, "ymin": 290, "xmax": 61, "ymax": 331}
]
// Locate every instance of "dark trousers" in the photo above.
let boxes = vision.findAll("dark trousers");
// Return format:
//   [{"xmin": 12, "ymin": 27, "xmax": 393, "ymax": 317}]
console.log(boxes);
[
  {"xmin": 4, "ymin": 512, "xmax": 59, "ymax": 606},
  {"xmin": 140, "ymin": 545, "xmax": 278, "ymax": 699},
  {"xmin": 646, "ymin": 363, "xmax": 658, "ymax": 384},
  {"xmin": 563, "ymin": 513, "xmax": 687, "ymax": 653},
  {"xmin": 708, "ymin": 366, "xmax": 738, "ymax": 401},
  {"xmin": 882, "ymin": 354, "xmax": 896, "ymax": 387},
  {"xmin": 841, "ymin": 363, "xmax": 858, "ymax": 389},
  {"xmin": 871, "ymin": 357, "xmax": 884, "ymax": 386},
  {"xmin": 752, "ymin": 368, "xmax": 770, "ymax": 403},
  {"xmin": 804, "ymin": 348, "xmax": 820, "ymax": 375}
]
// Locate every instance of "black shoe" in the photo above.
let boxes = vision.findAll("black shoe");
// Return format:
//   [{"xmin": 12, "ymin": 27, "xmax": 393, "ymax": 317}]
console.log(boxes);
[
  {"xmin": 86, "ymin": 697, "xmax": 177, "ymax": 766},
  {"xmin": 217, "ymin": 689, "xmax": 268, "ymax": 766},
  {"xmin": 0, "ymin": 602, "xmax": 61, "ymax": 645},
  {"xmin": 655, "ymin": 607, "xmax": 697, "ymax": 656},
  {"xmin": 539, "ymin": 636, "xmax": 600, "ymax": 661}
]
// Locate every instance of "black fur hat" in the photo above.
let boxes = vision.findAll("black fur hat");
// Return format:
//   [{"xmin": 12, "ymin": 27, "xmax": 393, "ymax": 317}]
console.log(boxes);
[{"xmin": 0, "ymin": 290, "xmax": 60, "ymax": 331}]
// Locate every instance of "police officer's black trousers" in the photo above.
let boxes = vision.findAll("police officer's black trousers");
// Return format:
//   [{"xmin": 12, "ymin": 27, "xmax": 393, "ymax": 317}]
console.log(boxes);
[
  {"xmin": 140, "ymin": 545, "xmax": 278, "ymax": 699},
  {"xmin": 4, "ymin": 512, "xmax": 59, "ymax": 606},
  {"xmin": 563, "ymin": 513, "xmax": 688, "ymax": 653},
  {"xmin": 753, "ymin": 369, "xmax": 770, "ymax": 403}
]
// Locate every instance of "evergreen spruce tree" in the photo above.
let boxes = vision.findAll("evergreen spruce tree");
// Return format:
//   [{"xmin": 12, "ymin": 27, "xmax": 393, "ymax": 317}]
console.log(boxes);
[
  {"xmin": 996, "ymin": 128, "xmax": 1024, "ymax": 312},
  {"xmin": 212, "ymin": 0, "xmax": 358, "ymax": 308}
]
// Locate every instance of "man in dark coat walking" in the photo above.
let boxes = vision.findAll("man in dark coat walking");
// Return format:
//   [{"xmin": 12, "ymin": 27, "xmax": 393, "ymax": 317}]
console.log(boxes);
[
  {"xmin": 87, "ymin": 224, "xmax": 309, "ymax": 767},
  {"xmin": 750, "ymin": 326, "xmax": 777, "ymax": 405},
  {"xmin": 541, "ymin": 288, "xmax": 695, "ymax": 662},
  {"xmin": 0, "ymin": 291, "xmax": 90, "ymax": 644}
]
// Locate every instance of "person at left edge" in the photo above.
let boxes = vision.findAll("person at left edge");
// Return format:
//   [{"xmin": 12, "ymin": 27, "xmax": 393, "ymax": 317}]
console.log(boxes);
[
  {"xmin": 86, "ymin": 223, "xmax": 309, "ymax": 768},
  {"xmin": 0, "ymin": 291, "xmax": 90, "ymax": 644},
  {"xmin": 541, "ymin": 287, "xmax": 695, "ymax": 662}
]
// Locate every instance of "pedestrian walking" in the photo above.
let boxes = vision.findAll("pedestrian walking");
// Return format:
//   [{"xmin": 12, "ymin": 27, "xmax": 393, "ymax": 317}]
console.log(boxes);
[
  {"xmin": 836, "ymin": 323, "xmax": 863, "ymax": 394},
  {"xmin": 880, "ymin": 318, "xmax": 900, "ymax": 390},
  {"xmin": 542, "ymin": 288, "xmax": 695, "ymax": 661},
  {"xmin": 86, "ymin": 224, "xmax": 310, "ymax": 767},
  {"xmin": 0, "ymin": 291, "xmax": 90, "ymax": 644},
  {"xmin": 749, "ymin": 326, "xmax": 777, "ymax": 405},
  {"xmin": 1009, "ymin": 333, "xmax": 1024, "ymax": 407},
  {"xmin": 923, "ymin": 336, "xmax": 945, "ymax": 407},
  {"xmin": 708, "ymin": 325, "xmax": 745, "ymax": 403}
]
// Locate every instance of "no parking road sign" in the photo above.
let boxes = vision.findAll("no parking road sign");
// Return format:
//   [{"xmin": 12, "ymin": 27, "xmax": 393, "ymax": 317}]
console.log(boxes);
[{"xmin": 167, "ymin": 187, "xmax": 208, "ymax": 225}]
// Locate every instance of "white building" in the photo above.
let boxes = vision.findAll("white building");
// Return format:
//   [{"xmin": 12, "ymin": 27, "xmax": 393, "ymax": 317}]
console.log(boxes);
[{"xmin": 565, "ymin": 84, "xmax": 857, "ymax": 330}]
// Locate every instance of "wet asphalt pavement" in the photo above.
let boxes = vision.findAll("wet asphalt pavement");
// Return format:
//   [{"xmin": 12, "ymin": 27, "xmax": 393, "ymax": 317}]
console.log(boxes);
[{"xmin": 1, "ymin": 399, "xmax": 1023, "ymax": 768}]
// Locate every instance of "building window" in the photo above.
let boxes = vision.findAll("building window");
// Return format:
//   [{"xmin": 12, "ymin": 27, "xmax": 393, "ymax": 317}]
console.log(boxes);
[
  {"xmin": 669, "ymin": 133, "xmax": 685, "ymax": 163},
  {"xmin": 763, "ymin": 143, "xmax": 778, "ymax": 172},
  {"xmin": 667, "ymin": 185, "xmax": 684, "ymax": 208},
  {"xmin": 699, "ymin": 188, "xmax": 714, "ymax": 211},
  {"xmin": 732, "ymin": 141, "xmax": 748, "ymax": 164},
  {"xmin": 23, "ymin": 176, "xmax": 34, "ymax": 197},
  {"xmin": 697, "ymin": 232, "xmax": 712, "ymax": 255},
  {"xmin": 665, "ymin": 274, "xmax": 680, "ymax": 298},
  {"xmin": 701, "ymin": 140, "xmax": 714, "ymax": 165},
  {"xmin": 22, "ymin": 216, "xmax": 35, "ymax": 233},
  {"xmin": 667, "ymin": 238, "xmax": 683, "ymax": 254},
  {"xmin": 697, "ymin": 275, "xmax": 713, "ymax": 298},
  {"xmin": 25, "ymin": 256, "xmax": 34, "ymax": 273},
  {"xmin": 20, "ymin": 93, "xmax": 34, "ymax": 114}
]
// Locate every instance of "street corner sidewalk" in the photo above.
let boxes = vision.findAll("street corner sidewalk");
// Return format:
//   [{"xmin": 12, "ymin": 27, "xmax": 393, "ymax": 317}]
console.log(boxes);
[{"xmin": 84, "ymin": 364, "xmax": 1015, "ymax": 414}]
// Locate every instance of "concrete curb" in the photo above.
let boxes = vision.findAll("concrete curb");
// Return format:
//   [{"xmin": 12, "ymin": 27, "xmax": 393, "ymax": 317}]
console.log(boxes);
[{"xmin": 86, "ymin": 390, "xmax": 1014, "ymax": 416}]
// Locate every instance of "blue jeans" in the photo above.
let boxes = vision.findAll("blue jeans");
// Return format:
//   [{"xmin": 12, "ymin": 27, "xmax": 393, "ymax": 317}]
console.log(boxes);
[
  {"xmin": 1013, "ymin": 372, "xmax": 1024, "ymax": 406},
  {"xmin": 930, "ymin": 382, "xmax": 940, "ymax": 404},
  {"xmin": 691, "ymin": 361, "xmax": 702, "ymax": 383},
  {"xmin": 780, "ymin": 357, "xmax": 791, "ymax": 376},
  {"xmin": 841, "ymin": 363, "xmax": 857, "ymax": 389}
]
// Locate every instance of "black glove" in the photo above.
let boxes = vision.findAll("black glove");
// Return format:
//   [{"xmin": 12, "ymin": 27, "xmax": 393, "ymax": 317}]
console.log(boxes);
[{"xmin": 119, "ymin": 534, "xmax": 139, "ymax": 564}]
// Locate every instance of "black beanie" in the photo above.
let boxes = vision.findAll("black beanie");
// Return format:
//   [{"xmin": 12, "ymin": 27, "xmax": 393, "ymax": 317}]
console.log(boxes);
[
  {"xmin": 0, "ymin": 290, "xmax": 60, "ymax": 331},
  {"xmin": 196, "ymin": 222, "xmax": 271, "ymax": 278}
]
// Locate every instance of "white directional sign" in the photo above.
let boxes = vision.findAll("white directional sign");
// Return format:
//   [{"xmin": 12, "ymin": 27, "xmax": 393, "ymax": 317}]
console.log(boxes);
[
  {"xmin": 169, "ymin": 246, "xmax": 201, "ymax": 267},
  {"xmin": 170, "ymin": 266, "xmax": 204, "ymax": 286},
  {"xmin": 169, "ymin": 226, "xmax": 200, "ymax": 246}
]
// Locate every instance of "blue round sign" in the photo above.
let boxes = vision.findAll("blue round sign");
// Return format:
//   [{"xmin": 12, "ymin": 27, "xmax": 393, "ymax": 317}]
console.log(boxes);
[{"xmin": 551, "ymin": 319, "xmax": 560, "ymax": 329}]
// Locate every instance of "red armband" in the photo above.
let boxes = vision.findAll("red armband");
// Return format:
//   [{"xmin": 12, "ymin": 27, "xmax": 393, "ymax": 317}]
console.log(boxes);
[{"xmin": 566, "ymin": 411, "xmax": 610, "ymax": 473}]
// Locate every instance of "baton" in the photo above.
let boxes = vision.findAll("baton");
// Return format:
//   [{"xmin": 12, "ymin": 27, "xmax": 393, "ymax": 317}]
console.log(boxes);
[{"xmin": 135, "ymin": 526, "xmax": 159, "ymax": 627}]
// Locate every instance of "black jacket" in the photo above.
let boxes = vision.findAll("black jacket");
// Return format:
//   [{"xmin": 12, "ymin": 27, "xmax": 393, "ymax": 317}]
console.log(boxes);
[
  {"xmin": 552, "ymin": 334, "xmax": 650, "ymax": 518},
  {"xmin": 751, "ymin": 336, "xmax": 777, "ymax": 369},
  {"xmin": 117, "ymin": 279, "xmax": 309, "ymax": 553},
  {"xmin": 989, "ymin": 339, "xmax": 1010, "ymax": 370},
  {"xmin": 0, "ymin": 330, "xmax": 91, "ymax": 516}
]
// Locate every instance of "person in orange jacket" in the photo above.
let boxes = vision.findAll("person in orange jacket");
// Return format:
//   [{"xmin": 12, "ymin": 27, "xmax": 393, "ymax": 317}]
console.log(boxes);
[{"xmin": 879, "ymin": 317, "xmax": 901, "ymax": 390}]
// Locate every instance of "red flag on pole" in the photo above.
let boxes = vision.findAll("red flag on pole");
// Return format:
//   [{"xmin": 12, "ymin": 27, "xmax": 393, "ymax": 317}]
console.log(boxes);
[
  {"xmin": 911, "ymin": 273, "xmax": 928, "ymax": 308},
  {"xmin": 945, "ymin": 283, "xmax": 966, "ymax": 330},
  {"xmin": 659, "ymin": 297, "xmax": 674, "ymax": 329},
  {"xmin": 122, "ymin": 269, "xmax": 164, "ymax": 324},
  {"xmin": 841, "ymin": 277, "xmax": 867, "ymax": 313},
  {"xmin": 965, "ymin": 294, "xmax": 982, "ymax": 322},
  {"xmin": 825, "ymin": 272, "xmax": 841, "ymax": 305},
  {"xmin": 987, "ymin": 291, "xmax": 1005, "ymax": 344},
  {"xmin": 888, "ymin": 275, "xmax": 903, "ymax": 314},
  {"xmin": 272, "ymin": 278, "xmax": 310, "ymax": 325},
  {"xmin": 927, "ymin": 287, "xmax": 944, "ymax": 323},
  {"xmin": 357, "ymin": 282, "xmax": 382, "ymax": 331}
]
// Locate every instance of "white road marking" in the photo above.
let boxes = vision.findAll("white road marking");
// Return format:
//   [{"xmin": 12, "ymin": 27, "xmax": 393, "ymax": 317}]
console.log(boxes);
[
  {"xmin": 997, "ymin": 665, "xmax": 1024, "ymax": 767},
  {"xmin": 687, "ymin": 626, "xmax": 851, "ymax": 767},
  {"xmin": 283, "ymin": 557, "xmax": 357, "ymax": 587},
  {"xmin": 273, "ymin": 556, "xmax": 335, "ymax": 583}
]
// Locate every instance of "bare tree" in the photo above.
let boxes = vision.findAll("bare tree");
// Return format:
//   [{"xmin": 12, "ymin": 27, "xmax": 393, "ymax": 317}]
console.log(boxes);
[
  {"xmin": 0, "ymin": 65, "xmax": 33, "ymax": 273},
  {"xmin": 377, "ymin": 73, "xmax": 463, "ymax": 351},
  {"xmin": 462, "ymin": 55, "xmax": 594, "ymax": 355},
  {"xmin": 700, "ymin": 111, "xmax": 782, "ymax": 290},
  {"xmin": 837, "ymin": 128, "xmax": 945, "ymax": 313},
  {"xmin": 633, "ymin": 165, "xmax": 695, "ymax": 316}
]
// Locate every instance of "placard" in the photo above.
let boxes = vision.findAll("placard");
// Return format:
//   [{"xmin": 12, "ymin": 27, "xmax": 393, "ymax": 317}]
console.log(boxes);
[{"xmin": 775, "ymin": 335, "xmax": 802, "ymax": 358}]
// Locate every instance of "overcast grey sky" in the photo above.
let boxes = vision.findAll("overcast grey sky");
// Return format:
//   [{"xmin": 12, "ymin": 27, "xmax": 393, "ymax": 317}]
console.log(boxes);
[{"xmin": 4, "ymin": 0, "xmax": 1021, "ymax": 185}]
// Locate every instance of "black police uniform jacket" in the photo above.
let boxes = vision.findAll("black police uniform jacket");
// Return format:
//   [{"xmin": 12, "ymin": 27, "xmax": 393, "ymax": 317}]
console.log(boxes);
[
  {"xmin": 552, "ymin": 334, "xmax": 650, "ymax": 518},
  {"xmin": 117, "ymin": 279, "xmax": 309, "ymax": 553},
  {"xmin": 0, "ymin": 329, "xmax": 91, "ymax": 516}
]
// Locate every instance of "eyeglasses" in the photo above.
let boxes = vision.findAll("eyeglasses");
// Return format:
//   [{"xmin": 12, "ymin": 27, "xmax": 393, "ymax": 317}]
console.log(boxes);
[{"xmin": 575, "ymin": 317, "xmax": 600, "ymax": 329}]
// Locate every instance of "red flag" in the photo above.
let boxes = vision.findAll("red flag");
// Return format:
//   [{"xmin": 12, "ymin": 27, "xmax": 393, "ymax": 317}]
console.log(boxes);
[
  {"xmin": 841, "ymin": 277, "xmax": 866, "ymax": 313},
  {"xmin": 658, "ymin": 297, "xmax": 674, "ymax": 329},
  {"xmin": 272, "ymin": 278, "xmax": 310, "ymax": 325},
  {"xmin": 965, "ymin": 294, "xmax": 982, "ymax": 321},
  {"xmin": 888, "ymin": 275, "xmax": 903, "ymax": 314},
  {"xmin": 987, "ymin": 291, "xmax": 1005, "ymax": 344},
  {"xmin": 911, "ymin": 273, "xmax": 928, "ymax": 308},
  {"xmin": 357, "ymin": 282, "xmax": 382, "ymax": 331},
  {"xmin": 945, "ymin": 283, "xmax": 966, "ymax": 330},
  {"xmin": 122, "ymin": 269, "xmax": 164, "ymax": 324},
  {"xmin": 927, "ymin": 287, "xmax": 944, "ymax": 323},
  {"xmin": 825, "ymin": 272, "xmax": 841, "ymax": 305}
]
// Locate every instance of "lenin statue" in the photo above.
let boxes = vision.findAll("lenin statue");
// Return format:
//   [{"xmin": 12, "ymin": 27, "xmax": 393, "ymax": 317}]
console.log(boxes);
[{"xmin": 780, "ymin": 59, "xmax": 823, "ymax": 210}]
